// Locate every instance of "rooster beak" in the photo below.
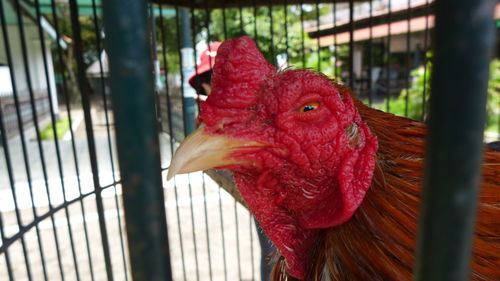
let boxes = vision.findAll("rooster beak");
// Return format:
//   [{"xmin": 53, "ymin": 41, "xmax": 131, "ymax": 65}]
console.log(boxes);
[{"xmin": 167, "ymin": 124, "xmax": 264, "ymax": 180}]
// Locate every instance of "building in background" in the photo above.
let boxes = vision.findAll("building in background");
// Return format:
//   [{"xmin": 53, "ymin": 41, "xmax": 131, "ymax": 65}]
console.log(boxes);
[
  {"xmin": 0, "ymin": 0, "xmax": 65, "ymax": 139},
  {"xmin": 306, "ymin": 0, "xmax": 500, "ymax": 100}
]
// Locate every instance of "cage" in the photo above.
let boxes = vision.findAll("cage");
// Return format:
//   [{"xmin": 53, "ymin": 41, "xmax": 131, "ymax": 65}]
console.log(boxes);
[{"xmin": 0, "ymin": 0, "xmax": 498, "ymax": 280}]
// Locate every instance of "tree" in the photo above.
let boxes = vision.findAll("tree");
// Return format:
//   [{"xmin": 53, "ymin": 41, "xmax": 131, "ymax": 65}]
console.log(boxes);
[{"xmin": 155, "ymin": 5, "xmax": 333, "ymax": 74}]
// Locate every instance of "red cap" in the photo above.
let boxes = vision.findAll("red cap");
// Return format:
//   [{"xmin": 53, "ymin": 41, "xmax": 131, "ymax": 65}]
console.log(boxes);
[{"xmin": 188, "ymin": 41, "xmax": 222, "ymax": 88}]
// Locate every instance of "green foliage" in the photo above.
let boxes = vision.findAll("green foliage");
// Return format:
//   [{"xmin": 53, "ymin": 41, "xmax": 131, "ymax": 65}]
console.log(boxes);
[
  {"xmin": 204, "ymin": 6, "xmax": 313, "ymax": 66},
  {"xmin": 40, "ymin": 118, "xmax": 70, "ymax": 140},
  {"xmin": 155, "ymin": 13, "xmax": 180, "ymax": 74},
  {"xmin": 156, "ymin": 5, "xmax": 332, "ymax": 73},
  {"xmin": 374, "ymin": 54, "xmax": 500, "ymax": 135},
  {"xmin": 487, "ymin": 59, "xmax": 500, "ymax": 133},
  {"xmin": 373, "ymin": 60, "xmax": 432, "ymax": 121}
]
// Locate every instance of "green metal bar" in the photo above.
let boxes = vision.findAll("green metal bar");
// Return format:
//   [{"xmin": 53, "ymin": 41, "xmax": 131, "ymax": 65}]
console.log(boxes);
[
  {"xmin": 101, "ymin": 0, "xmax": 173, "ymax": 280},
  {"xmin": 180, "ymin": 8, "xmax": 196, "ymax": 136},
  {"xmin": 415, "ymin": 0, "xmax": 496, "ymax": 281},
  {"xmin": 67, "ymin": 0, "xmax": 115, "ymax": 280},
  {"xmin": 348, "ymin": 0, "xmax": 354, "ymax": 88}
]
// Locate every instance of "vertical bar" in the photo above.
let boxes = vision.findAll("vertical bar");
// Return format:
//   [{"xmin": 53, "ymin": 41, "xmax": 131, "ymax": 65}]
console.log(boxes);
[
  {"xmin": 67, "ymin": 0, "xmax": 115, "ymax": 280},
  {"xmin": 367, "ymin": 0, "xmax": 373, "ymax": 106},
  {"xmin": 188, "ymin": 7, "xmax": 214, "ymax": 281},
  {"xmin": 158, "ymin": 6, "xmax": 171, "ymax": 156},
  {"xmin": 0, "ymin": 70, "xmax": 31, "ymax": 281},
  {"xmin": 283, "ymin": 0, "xmax": 289, "ymax": 65},
  {"xmin": 300, "ymin": 1, "xmax": 306, "ymax": 68},
  {"xmin": 421, "ymin": 0, "xmax": 430, "ymax": 121},
  {"xmin": 189, "ymin": 6, "xmax": 201, "ymax": 110},
  {"xmin": 102, "ymin": 0, "xmax": 173, "ymax": 280},
  {"xmin": 172, "ymin": 6, "xmax": 189, "ymax": 281},
  {"xmin": 253, "ymin": 1, "xmax": 258, "ymax": 48},
  {"xmin": 315, "ymin": 0, "xmax": 321, "ymax": 72},
  {"xmin": 185, "ymin": 174, "xmax": 200, "ymax": 281},
  {"xmin": 32, "ymin": 1, "xmax": 83, "ymax": 279},
  {"xmin": 89, "ymin": 0, "xmax": 129, "ymax": 278},
  {"xmin": 12, "ymin": 0, "xmax": 66, "ymax": 279},
  {"xmin": 348, "ymin": 0, "xmax": 354, "ymax": 89},
  {"xmin": 159, "ymin": 6, "xmax": 188, "ymax": 281},
  {"xmin": 159, "ymin": 5, "xmax": 174, "ymax": 158},
  {"xmin": 233, "ymin": 200, "xmax": 243, "ymax": 280},
  {"xmin": 217, "ymin": 181, "xmax": 229, "ymax": 281},
  {"xmin": 239, "ymin": 6, "xmax": 256, "ymax": 279},
  {"xmin": 213, "ymin": 7, "xmax": 229, "ymax": 281},
  {"xmin": 249, "ymin": 215, "xmax": 255, "ymax": 281},
  {"xmin": 0, "ymin": 102, "xmax": 14, "ymax": 281},
  {"xmin": 404, "ymin": 0, "xmax": 411, "ymax": 117},
  {"xmin": 0, "ymin": 2, "xmax": 44, "ymax": 280},
  {"xmin": 222, "ymin": 7, "xmax": 228, "ymax": 39},
  {"xmin": 200, "ymin": 173, "xmax": 214, "ymax": 280},
  {"xmin": 238, "ymin": 4, "xmax": 244, "ymax": 34},
  {"xmin": 180, "ymin": 8, "xmax": 196, "ymax": 136},
  {"xmin": 385, "ymin": 0, "xmax": 392, "ymax": 112},
  {"xmin": 179, "ymin": 5, "xmax": 201, "ymax": 281},
  {"xmin": 48, "ymin": 0, "xmax": 96, "ymax": 279},
  {"xmin": 415, "ymin": 1, "xmax": 496, "ymax": 281},
  {"xmin": 332, "ymin": 0, "xmax": 338, "ymax": 79},
  {"xmin": 0, "ymin": 213, "xmax": 14, "ymax": 281},
  {"xmin": 151, "ymin": 5, "xmax": 163, "ymax": 132},
  {"xmin": 268, "ymin": 4, "xmax": 275, "ymax": 65},
  {"xmin": 231, "ymin": 9, "xmax": 244, "ymax": 281}
]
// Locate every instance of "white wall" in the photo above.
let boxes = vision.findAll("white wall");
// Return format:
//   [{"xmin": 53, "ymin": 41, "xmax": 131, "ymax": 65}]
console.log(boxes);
[
  {"xmin": 0, "ymin": 67, "xmax": 13, "ymax": 96},
  {"xmin": 0, "ymin": 18, "xmax": 59, "ymax": 114}
]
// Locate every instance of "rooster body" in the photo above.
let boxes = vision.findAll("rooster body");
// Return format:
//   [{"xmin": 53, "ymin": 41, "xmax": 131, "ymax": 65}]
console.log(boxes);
[{"xmin": 168, "ymin": 36, "xmax": 500, "ymax": 281}]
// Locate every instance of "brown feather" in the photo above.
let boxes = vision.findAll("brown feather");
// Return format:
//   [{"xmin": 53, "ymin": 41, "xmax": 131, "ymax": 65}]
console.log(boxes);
[{"xmin": 271, "ymin": 93, "xmax": 500, "ymax": 281}]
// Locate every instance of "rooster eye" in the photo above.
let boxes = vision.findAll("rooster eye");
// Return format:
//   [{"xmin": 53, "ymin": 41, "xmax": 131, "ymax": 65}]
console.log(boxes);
[{"xmin": 299, "ymin": 102, "xmax": 320, "ymax": 113}]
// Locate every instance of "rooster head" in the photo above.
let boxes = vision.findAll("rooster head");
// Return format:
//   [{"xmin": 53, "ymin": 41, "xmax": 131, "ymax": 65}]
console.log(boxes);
[{"xmin": 168, "ymin": 36, "xmax": 378, "ymax": 279}]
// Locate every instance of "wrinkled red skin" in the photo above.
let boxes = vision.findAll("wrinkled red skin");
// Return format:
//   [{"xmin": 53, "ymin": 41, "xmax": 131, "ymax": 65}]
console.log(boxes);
[{"xmin": 200, "ymin": 36, "xmax": 378, "ymax": 279}]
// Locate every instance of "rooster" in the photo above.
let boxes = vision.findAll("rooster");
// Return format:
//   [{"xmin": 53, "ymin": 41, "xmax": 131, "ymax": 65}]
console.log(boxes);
[{"xmin": 167, "ymin": 36, "xmax": 500, "ymax": 281}]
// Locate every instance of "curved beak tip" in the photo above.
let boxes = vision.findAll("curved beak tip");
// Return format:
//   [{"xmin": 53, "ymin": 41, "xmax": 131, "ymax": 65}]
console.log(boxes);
[
  {"xmin": 166, "ymin": 170, "xmax": 175, "ymax": 181},
  {"xmin": 166, "ymin": 126, "xmax": 241, "ymax": 181}
]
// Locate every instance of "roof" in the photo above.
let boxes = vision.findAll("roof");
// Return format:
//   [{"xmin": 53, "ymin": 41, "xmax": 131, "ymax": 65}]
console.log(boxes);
[
  {"xmin": 149, "ymin": 0, "xmax": 366, "ymax": 9},
  {"xmin": 310, "ymin": 1, "xmax": 500, "ymax": 46},
  {"xmin": 306, "ymin": 0, "xmax": 434, "ymax": 39},
  {"xmin": 316, "ymin": 15, "xmax": 434, "ymax": 46}
]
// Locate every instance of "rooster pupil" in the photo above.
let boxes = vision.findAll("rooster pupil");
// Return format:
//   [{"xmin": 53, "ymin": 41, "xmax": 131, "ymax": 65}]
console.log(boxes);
[
  {"xmin": 300, "ymin": 102, "xmax": 319, "ymax": 112},
  {"xmin": 303, "ymin": 105, "xmax": 315, "ymax": 112}
]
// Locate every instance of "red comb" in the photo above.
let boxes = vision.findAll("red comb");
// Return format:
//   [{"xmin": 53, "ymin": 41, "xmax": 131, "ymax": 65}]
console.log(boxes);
[{"xmin": 207, "ymin": 36, "xmax": 275, "ymax": 109}]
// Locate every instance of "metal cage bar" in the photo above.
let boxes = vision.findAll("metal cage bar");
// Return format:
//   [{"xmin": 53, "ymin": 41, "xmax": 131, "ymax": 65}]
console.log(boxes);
[
  {"xmin": 421, "ymin": 0, "xmax": 431, "ymax": 121},
  {"xmin": 158, "ymin": 6, "xmax": 189, "ymax": 281},
  {"xmin": 67, "ymin": 0, "xmax": 115, "ymax": 279},
  {"xmin": 188, "ymin": 6, "xmax": 215, "ymax": 281},
  {"xmin": 416, "ymin": 0, "xmax": 497, "ymax": 280},
  {"xmin": 32, "ymin": 1, "xmax": 84, "ymax": 279},
  {"xmin": 203, "ymin": 7, "xmax": 230, "ymax": 281},
  {"xmin": 47, "ymin": 0, "xmax": 98, "ymax": 279},
  {"xmin": 101, "ymin": 0, "xmax": 173, "ymax": 280},
  {"xmin": 88, "ymin": 0, "xmax": 130, "ymax": 277}
]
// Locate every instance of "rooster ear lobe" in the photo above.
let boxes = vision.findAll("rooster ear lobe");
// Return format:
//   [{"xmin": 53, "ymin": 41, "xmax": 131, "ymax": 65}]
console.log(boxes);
[{"xmin": 208, "ymin": 36, "xmax": 276, "ymax": 109}]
